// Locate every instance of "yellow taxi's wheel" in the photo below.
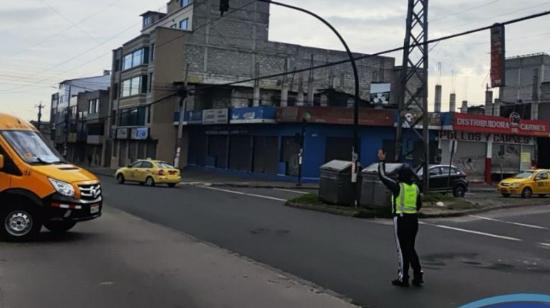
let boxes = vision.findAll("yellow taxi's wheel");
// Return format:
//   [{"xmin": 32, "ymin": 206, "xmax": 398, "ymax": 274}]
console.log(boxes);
[
  {"xmin": 145, "ymin": 177, "xmax": 155, "ymax": 187},
  {"xmin": 521, "ymin": 187, "xmax": 533, "ymax": 199},
  {"xmin": 168, "ymin": 183, "xmax": 176, "ymax": 188},
  {"xmin": 116, "ymin": 174, "xmax": 125, "ymax": 184}
]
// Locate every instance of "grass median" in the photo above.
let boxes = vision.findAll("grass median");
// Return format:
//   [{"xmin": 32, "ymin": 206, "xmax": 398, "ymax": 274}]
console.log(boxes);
[{"xmin": 287, "ymin": 191, "xmax": 550, "ymax": 218}]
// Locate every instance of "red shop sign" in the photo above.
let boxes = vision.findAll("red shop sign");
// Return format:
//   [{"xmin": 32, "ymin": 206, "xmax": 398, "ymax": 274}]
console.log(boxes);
[{"xmin": 453, "ymin": 113, "xmax": 549, "ymax": 137}]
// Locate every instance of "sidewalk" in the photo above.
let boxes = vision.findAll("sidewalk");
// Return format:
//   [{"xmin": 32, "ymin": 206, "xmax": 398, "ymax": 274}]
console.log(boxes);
[
  {"xmin": 89, "ymin": 166, "xmax": 319, "ymax": 190},
  {"xmin": 0, "ymin": 206, "xmax": 356, "ymax": 308}
]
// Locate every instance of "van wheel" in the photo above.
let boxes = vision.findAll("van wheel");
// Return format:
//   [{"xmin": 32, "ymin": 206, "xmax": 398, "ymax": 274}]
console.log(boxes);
[
  {"xmin": 521, "ymin": 187, "xmax": 533, "ymax": 199},
  {"xmin": 453, "ymin": 185, "xmax": 466, "ymax": 198},
  {"xmin": 116, "ymin": 174, "xmax": 125, "ymax": 184},
  {"xmin": 0, "ymin": 205, "xmax": 42, "ymax": 241},
  {"xmin": 502, "ymin": 193, "xmax": 511, "ymax": 198},
  {"xmin": 145, "ymin": 177, "xmax": 155, "ymax": 187},
  {"xmin": 44, "ymin": 221, "xmax": 76, "ymax": 234}
]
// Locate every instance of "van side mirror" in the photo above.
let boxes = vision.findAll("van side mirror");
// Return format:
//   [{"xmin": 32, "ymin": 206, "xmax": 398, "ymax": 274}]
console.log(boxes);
[{"xmin": 0, "ymin": 154, "xmax": 4, "ymax": 170}]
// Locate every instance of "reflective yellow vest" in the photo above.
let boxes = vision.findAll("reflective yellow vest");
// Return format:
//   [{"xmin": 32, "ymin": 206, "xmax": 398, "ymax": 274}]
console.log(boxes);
[{"xmin": 393, "ymin": 183, "xmax": 419, "ymax": 214}]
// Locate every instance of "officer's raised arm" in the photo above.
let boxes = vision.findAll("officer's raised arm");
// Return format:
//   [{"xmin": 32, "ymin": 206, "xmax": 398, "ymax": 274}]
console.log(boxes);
[{"xmin": 377, "ymin": 149, "xmax": 399, "ymax": 195}]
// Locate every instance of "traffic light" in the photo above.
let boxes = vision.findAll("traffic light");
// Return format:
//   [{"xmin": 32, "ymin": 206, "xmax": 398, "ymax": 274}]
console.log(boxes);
[{"xmin": 219, "ymin": 0, "xmax": 229, "ymax": 16}]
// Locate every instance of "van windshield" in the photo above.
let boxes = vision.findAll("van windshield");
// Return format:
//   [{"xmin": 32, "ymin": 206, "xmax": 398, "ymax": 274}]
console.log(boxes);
[{"xmin": 1, "ymin": 130, "xmax": 64, "ymax": 164}]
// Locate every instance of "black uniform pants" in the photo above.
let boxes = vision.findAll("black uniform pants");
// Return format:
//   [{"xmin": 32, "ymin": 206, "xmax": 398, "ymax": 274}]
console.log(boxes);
[{"xmin": 393, "ymin": 214, "xmax": 422, "ymax": 281}]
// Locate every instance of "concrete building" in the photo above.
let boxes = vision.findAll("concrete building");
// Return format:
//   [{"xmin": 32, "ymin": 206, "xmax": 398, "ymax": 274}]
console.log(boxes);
[
  {"xmin": 108, "ymin": 0, "xmax": 399, "ymax": 176},
  {"xmin": 50, "ymin": 73, "xmax": 111, "ymax": 155},
  {"xmin": 497, "ymin": 53, "xmax": 550, "ymax": 168},
  {"xmin": 63, "ymin": 89, "xmax": 111, "ymax": 166}
]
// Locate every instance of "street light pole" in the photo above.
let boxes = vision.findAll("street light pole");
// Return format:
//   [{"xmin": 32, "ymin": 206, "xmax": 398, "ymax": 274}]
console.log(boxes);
[{"xmin": 254, "ymin": 0, "xmax": 362, "ymax": 199}]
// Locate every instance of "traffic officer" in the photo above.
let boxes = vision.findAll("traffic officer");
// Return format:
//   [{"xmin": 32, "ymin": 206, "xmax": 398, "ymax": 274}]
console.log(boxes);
[{"xmin": 377, "ymin": 149, "xmax": 424, "ymax": 287}]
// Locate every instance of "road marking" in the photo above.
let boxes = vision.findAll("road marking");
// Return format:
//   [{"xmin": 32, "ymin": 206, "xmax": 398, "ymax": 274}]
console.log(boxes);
[
  {"xmin": 539, "ymin": 243, "xmax": 550, "ymax": 249},
  {"xmin": 469, "ymin": 215, "xmax": 549, "ymax": 230},
  {"xmin": 201, "ymin": 186, "xmax": 287, "ymax": 202},
  {"xmin": 274, "ymin": 188, "xmax": 308, "ymax": 195},
  {"xmin": 420, "ymin": 222, "xmax": 522, "ymax": 242}
]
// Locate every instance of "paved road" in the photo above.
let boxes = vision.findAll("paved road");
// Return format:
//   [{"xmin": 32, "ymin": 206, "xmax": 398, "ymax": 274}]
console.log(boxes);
[
  {"xmin": 100, "ymin": 176, "xmax": 550, "ymax": 307},
  {"xmin": 0, "ymin": 207, "xmax": 355, "ymax": 308}
]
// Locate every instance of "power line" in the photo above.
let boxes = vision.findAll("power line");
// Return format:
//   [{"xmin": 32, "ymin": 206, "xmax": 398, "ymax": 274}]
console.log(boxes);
[
  {"xmin": 180, "ymin": 9, "xmax": 550, "ymax": 99},
  {"xmin": 11, "ymin": 0, "xmax": 121, "ymax": 57},
  {"xmin": 38, "ymin": 0, "xmax": 99, "ymax": 42},
  {"xmin": 430, "ymin": 0, "xmax": 502, "ymax": 23},
  {"xmin": 56, "ymin": 8, "xmax": 550, "ymax": 127},
  {"xmin": 0, "ymin": 0, "xmax": 256, "ymax": 94}
]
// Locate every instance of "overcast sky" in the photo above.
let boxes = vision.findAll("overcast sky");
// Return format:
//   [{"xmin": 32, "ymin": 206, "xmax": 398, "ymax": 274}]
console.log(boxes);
[{"xmin": 1, "ymin": 0, "xmax": 549, "ymax": 121}]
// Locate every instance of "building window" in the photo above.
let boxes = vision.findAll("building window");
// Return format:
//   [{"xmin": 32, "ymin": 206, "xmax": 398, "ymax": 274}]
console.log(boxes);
[
  {"xmin": 114, "ymin": 59, "xmax": 120, "ymax": 72},
  {"xmin": 122, "ymin": 48, "xmax": 149, "ymax": 70},
  {"xmin": 143, "ymin": 16, "xmax": 152, "ymax": 28},
  {"xmin": 150, "ymin": 43, "xmax": 155, "ymax": 62},
  {"xmin": 123, "ymin": 54, "xmax": 133, "ymax": 70},
  {"xmin": 180, "ymin": 0, "xmax": 191, "ymax": 7},
  {"xmin": 112, "ymin": 83, "xmax": 119, "ymax": 100},
  {"xmin": 146, "ymin": 106, "xmax": 151, "ymax": 124},
  {"xmin": 148, "ymin": 73, "xmax": 153, "ymax": 93},
  {"xmin": 119, "ymin": 106, "xmax": 147, "ymax": 127},
  {"xmin": 179, "ymin": 18, "xmax": 189, "ymax": 30},
  {"xmin": 140, "ymin": 75, "xmax": 148, "ymax": 94},
  {"xmin": 121, "ymin": 76, "xmax": 147, "ymax": 98},
  {"xmin": 88, "ymin": 99, "xmax": 100, "ymax": 115}
]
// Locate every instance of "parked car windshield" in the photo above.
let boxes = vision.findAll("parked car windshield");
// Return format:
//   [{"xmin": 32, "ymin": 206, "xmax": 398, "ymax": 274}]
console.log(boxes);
[
  {"xmin": 1, "ymin": 130, "xmax": 63, "ymax": 164},
  {"xmin": 513, "ymin": 171, "xmax": 534, "ymax": 179}
]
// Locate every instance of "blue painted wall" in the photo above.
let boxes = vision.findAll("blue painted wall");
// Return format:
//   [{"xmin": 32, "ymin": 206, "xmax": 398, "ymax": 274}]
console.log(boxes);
[{"xmin": 186, "ymin": 123, "xmax": 436, "ymax": 181}]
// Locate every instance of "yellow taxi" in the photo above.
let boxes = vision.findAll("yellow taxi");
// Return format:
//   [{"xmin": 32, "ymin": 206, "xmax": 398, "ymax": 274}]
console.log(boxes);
[
  {"xmin": 115, "ymin": 159, "xmax": 181, "ymax": 187},
  {"xmin": 497, "ymin": 169, "xmax": 550, "ymax": 198}
]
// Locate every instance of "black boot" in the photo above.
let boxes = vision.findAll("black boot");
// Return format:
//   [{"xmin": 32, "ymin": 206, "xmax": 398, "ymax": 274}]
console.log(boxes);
[
  {"xmin": 391, "ymin": 278, "xmax": 409, "ymax": 287},
  {"xmin": 412, "ymin": 272, "xmax": 424, "ymax": 287}
]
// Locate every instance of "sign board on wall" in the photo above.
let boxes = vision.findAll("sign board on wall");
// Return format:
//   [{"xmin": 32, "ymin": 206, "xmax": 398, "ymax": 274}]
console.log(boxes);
[
  {"xmin": 202, "ymin": 109, "xmax": 228, "ymax": 125},
  {"xmin": 131, "ymin": 127, "xmax": 149, "ymax": 140},
  {"xmin": 370, "ymin": 83, "xmax": 391, "ymax": 105},
  {"xmin": 230, "ymin": 106, "xmax": 276, "ymax": 124},
  {"xmin": 453, "ymin": 113, "xmax": 549, "ymax": 137},
  {"xmin": 277, "ymin": 107, "xmax": 396, "ymax": 127},
  {"xmin": 116, "ymin": 128, "xmax": 128, "ymax": 140},
  {"xmin": 490, "ymin": 24, "xmax": 506, "ymax": 88},
  {"xmin": 439, "ymin": 131, "xmax": 534, "ymax": 145}
]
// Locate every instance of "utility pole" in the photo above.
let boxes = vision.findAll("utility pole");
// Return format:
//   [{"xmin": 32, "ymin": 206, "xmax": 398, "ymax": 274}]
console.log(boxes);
[
  {"xmin": 64, "ymin": 86, "xmax": 72, "ymax": 158},
  {"xmin": 36, "ymin": 102, "xmax": 45, "ymax": 125},
  {"xmin": 395, "ymin": 0, "xmax": 430, "ymax": 192},
  {"xmin": 174, "ymin": 63, "xmax": 190, "ymax": 168}
]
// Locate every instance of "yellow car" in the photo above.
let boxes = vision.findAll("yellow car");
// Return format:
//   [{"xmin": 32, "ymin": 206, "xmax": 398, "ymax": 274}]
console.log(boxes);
[
  {"xmin": 497, "ymin": 169, "xmax": 550, "ymax": 198},
  {"xmin": 115, "ymin": 160, "xmax": 181, "ymax": 187}
]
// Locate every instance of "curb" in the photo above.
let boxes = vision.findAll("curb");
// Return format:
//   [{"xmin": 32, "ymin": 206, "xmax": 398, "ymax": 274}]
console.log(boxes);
[
  {"xmin": 91, "ymin": 170, "xmax": 318, "ymax": 190},
  {"xmin": 420, "ymin": 202, "xmax": 550, "ymax": 218},
  {"xmin": 286, "ymin": 201, "xmax": 549, "ymax": 219},
  {"xmin": 208, "ymin": 183, "xmax": 318, "ymax": 190},
  {"xmin": 285, "ymin": 202, "xmax": 390, "ymax": 219}
]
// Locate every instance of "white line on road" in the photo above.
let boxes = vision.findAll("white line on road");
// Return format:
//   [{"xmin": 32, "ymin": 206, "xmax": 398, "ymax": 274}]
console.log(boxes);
[
  {"xmin": 539, "ymin": 243, "xmax": 550, "ymax": 249},
  {"xmin": 201, "ymin": 186, "xmax": 287, "ymax": 202},
  {"xmin": 420, "ymin": 222, "xmax": 523, "ymax": 242},
  {"xmin": 469, "ymin": 215, "xmax": 548, "ymax": 230},
  {"xmin": 275, "ymin": 188, "xmax": 309, "ymax": 195}
]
